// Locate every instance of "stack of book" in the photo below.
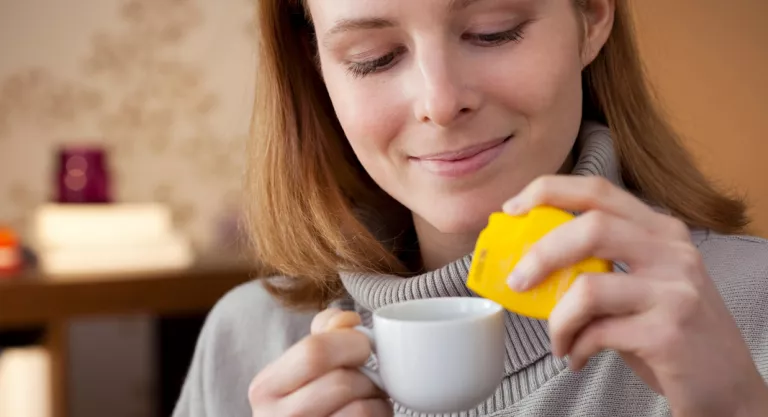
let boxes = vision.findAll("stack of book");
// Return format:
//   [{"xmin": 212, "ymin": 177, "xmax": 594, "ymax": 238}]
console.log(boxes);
[{"xmin": 32, "ymin": 203, "xmax": 194, "ymax": 276}]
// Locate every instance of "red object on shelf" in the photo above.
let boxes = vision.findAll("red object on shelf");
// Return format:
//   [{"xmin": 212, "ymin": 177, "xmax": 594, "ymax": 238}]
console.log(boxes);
[
  {"xmin": 0, "ymin": 227, "xmax": 22, "ymax": 275},
  {"xmin": 55, "ymin": 145, "xmax": 112, "ymax": 204}
]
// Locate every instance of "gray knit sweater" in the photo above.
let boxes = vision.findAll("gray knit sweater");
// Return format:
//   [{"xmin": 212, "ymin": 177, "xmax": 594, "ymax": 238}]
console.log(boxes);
[{"xmin": 172, "ymin": 123, "xmax": 768, "ymax": 417}]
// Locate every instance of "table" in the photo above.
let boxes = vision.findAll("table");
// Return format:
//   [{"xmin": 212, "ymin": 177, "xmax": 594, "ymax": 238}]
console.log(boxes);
[{"xmin": 0, "ymin": 261, "xmax": 256, "ymax": 417}]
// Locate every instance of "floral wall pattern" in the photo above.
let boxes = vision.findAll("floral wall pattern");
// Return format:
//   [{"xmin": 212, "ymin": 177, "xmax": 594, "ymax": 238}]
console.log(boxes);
[{"xmin": 0, "ymin": 0, "xmax": 257, "ymax": 251}]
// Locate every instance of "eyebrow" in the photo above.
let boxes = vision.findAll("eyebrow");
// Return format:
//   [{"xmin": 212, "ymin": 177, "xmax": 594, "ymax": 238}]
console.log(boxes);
[
  {"xmin": 325, "ymin": 17, "xmax": 395, "ymax": 37},
  {"xmin": 448, "ymin": 0, "xmax": 487, "ymax": 11}
]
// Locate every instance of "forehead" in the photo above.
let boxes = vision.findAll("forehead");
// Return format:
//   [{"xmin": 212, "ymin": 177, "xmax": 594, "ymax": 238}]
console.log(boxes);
[
  {"xmin": 306, "ymin": 0, "xmax": 545, "ymax": 36},
  {"xmin": 307, "ymin": 0, "xmax": 538, "ymax": 23}
]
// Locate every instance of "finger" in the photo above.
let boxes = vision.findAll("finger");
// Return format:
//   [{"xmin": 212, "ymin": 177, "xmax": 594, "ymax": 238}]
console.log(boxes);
[
  {"xmin": 332, "ymin": 399, "xmax": 393, "ymax": 417},
  {"xmin": 507, "ymin": 211, "xmax": 655, "ymax": 291},
  {"xmin": 567, "ymin": 315, "xmax": 649, "ymax": 371},
  {"xmin": 282, "ymin": 369, "xmax": 385, "ymax": 417},
  {"xmin": 326, "ymin": 311, "xmax": 362, "ymax": 331},
  {"xmin": 249, "ymin": 329, "xmax": 371, "ymax": 398},
  {"xmin": 549, "ymin": 273, "xmax": 653, "ymax": 358},
  {"xmin": 250, "ymin": 403, "xmax": 279, "ymax": 417},
  {"xmin": 311, "ymin": 308, "xmax": 343, "ymax": 334},
  {"xmin": 502, "ymin": 175, "xmax": 690, "ymax": 242}
]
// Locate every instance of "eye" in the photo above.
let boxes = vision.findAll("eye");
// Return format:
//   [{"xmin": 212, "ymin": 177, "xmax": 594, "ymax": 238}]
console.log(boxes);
[
  {"xmin": 346, "ymin": 46, "xmax": 406, "ymax": 78},
  {"xmin": 464, "ymin": 21, "xmax": 529, "ymax": 47}
]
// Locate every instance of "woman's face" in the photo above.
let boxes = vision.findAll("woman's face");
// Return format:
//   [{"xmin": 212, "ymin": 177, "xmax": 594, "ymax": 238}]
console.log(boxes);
[{"xmin": 308, "ymin": 0, "xmax": 611, "ymax": 238}]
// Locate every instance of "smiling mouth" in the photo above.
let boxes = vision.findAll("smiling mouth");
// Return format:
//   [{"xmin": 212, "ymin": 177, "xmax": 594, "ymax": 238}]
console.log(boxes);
[
  {"xmin": 415, "ymin": 135, "xmax": 513, "ymax": 162},
  {"xmin": 411, "ymin": 135, "xmax": 513, "ymax": 178}
]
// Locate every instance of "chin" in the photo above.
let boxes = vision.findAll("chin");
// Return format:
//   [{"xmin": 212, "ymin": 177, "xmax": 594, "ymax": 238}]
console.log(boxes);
[{"xmin": 416, "ymin": 201, "xmax": 496, "ymax": 236}]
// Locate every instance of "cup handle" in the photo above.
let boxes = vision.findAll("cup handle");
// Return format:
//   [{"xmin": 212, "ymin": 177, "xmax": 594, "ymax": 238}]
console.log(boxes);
[{"xmin": 353, "ymin": 325, "xmax": 386, "ymax": 390}]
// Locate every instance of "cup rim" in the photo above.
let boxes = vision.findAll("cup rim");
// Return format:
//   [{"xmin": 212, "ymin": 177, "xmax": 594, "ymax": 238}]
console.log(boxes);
[{"xmin": 372, "ymin": 297, "xmax": 503, "ymax": 326}]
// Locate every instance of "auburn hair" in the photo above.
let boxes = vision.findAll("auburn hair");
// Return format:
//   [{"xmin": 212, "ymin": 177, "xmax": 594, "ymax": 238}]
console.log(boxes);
[{"xmin": 245, "ymin": 0, "xmax": 749, "ymax": 310}]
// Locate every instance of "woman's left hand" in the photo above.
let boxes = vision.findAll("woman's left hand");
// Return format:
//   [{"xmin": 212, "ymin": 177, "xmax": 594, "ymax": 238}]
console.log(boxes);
[{"xmin": 502, "ymin": 175, "xmax": 768, "ymax": 417}]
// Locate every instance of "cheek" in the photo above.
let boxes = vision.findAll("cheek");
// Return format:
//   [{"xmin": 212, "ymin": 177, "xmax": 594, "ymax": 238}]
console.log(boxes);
[
  {"xmin": 321, "ymin": 71, "xmax": 406, "ymax": 164},
  {"xmin": 318, "ymin": 56, "xmax": 418, "ymax": 211},
  {"xmin": 487, "ymin": 20, "xmax": 585, "ymax": 128}
]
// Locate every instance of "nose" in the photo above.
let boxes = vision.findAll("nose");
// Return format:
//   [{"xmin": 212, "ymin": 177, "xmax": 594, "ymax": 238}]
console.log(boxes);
[{"xmin": 413, "ymin": 48, "xmax": 481, "ymax": 127}]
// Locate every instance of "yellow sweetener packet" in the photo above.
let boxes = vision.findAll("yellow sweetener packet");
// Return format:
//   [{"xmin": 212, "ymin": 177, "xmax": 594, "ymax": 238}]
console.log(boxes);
[{"xmin": 467, "ymin": 206, "xmax": 611, "ymax": 319}]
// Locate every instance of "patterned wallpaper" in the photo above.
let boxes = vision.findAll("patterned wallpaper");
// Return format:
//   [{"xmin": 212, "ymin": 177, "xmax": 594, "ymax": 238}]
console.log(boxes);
[{"xmin": 0, "ymin": 0, "xmax": 257, "ymax": 251}]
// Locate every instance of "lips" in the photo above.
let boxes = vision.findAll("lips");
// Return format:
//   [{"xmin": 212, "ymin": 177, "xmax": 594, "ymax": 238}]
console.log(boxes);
[
  {"xmin": 411, "ymin": 135, "xmax": 513, "ymax": 178},
  {"xmin": 415, "ymin": 136, "xmax": 512, "ymax": 162}
]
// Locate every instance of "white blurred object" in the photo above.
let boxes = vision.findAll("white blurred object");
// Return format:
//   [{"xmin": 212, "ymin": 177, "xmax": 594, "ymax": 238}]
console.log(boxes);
[
  {"xmin": 0, "ymin": 347, "xmax": 52, "ymax": 417},
  {"xmin": 33, "ymin": 203, "xmax": 173, "ymax": 248},
  {"xmin": 39, "ymin": 233, "xmax": 193, "ymax": 276},
  {"xmin": 32, "ymin": 203, "xmax": 195, "ymax": 276}
]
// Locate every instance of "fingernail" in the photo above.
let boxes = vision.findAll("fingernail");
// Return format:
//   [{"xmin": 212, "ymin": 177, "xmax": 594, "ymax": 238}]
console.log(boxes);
[
  {"xmin": 507, "ymin": 271, "xmax": 527, "ymax": 292},
  {"xmin": 553, "ymin": 346, "xmax": 565, "ymax": 359},
  {"xmin": 502, "ymin": 198, "xmax": 523, "ymax": 215},
  {"xmin": 507, "ymin": 257, "xmax": 537, "ymax": 291}
]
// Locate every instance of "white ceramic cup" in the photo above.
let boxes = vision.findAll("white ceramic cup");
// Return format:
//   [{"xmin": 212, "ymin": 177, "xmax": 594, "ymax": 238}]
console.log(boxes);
[{"xmin": 354, "ymin": 297, "xmax": 505, "ymax": 413}]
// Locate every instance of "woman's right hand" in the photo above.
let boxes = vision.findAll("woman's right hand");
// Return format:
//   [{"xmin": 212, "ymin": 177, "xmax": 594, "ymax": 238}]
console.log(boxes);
[{"xmin": 249, "ymin": 308, "xmax": 392, "ymax": 416}]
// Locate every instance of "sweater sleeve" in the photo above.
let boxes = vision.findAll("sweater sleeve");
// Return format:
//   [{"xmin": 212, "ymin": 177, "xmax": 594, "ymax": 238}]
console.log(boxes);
[
  {"xmin": 172, "ymin": 280, "xmax": 317, "ymax": 417},
  {"xmin": 698, "ymin": 234, "xmax": 768, "ymax": 380}
]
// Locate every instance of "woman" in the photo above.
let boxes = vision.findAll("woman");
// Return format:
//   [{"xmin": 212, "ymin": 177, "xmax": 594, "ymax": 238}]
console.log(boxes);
[{"xmin": 174, "ymin": 0, "xmax": 768, "ymax": 416}]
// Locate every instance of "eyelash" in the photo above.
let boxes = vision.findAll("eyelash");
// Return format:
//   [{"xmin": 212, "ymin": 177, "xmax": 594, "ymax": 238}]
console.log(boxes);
[
  {"xmin": 464, "ymin": 22, "xmax": 528, "ymax": 46},
  {"xmin": 345, "ymin": 22, "xmax": 529, "ymax": 79},
  {"xmin": 346, "ymin": 46, "xmax": 407, "ymax": 79}
]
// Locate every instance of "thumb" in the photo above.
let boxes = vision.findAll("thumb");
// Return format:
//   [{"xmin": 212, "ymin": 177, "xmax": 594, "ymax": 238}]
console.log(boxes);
[
  {"xmin": 310, "ymin": 308, "xmax": 343, "ymax": 334},
  {"xmin": 326, "ymin": 311, "xmax": 362, "ymax": 332}
]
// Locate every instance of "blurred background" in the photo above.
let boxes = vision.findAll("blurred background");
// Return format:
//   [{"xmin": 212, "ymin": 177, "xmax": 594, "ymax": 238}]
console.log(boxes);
[{"xmin": 0, "ymin": 1, "xmax": 765, "ymax": 417}]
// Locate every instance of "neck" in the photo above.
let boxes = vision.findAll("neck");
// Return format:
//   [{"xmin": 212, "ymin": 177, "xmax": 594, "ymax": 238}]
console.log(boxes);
[{"xmin": 412, "ymin": 214, "xmax": 479, "ymax": 271}]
